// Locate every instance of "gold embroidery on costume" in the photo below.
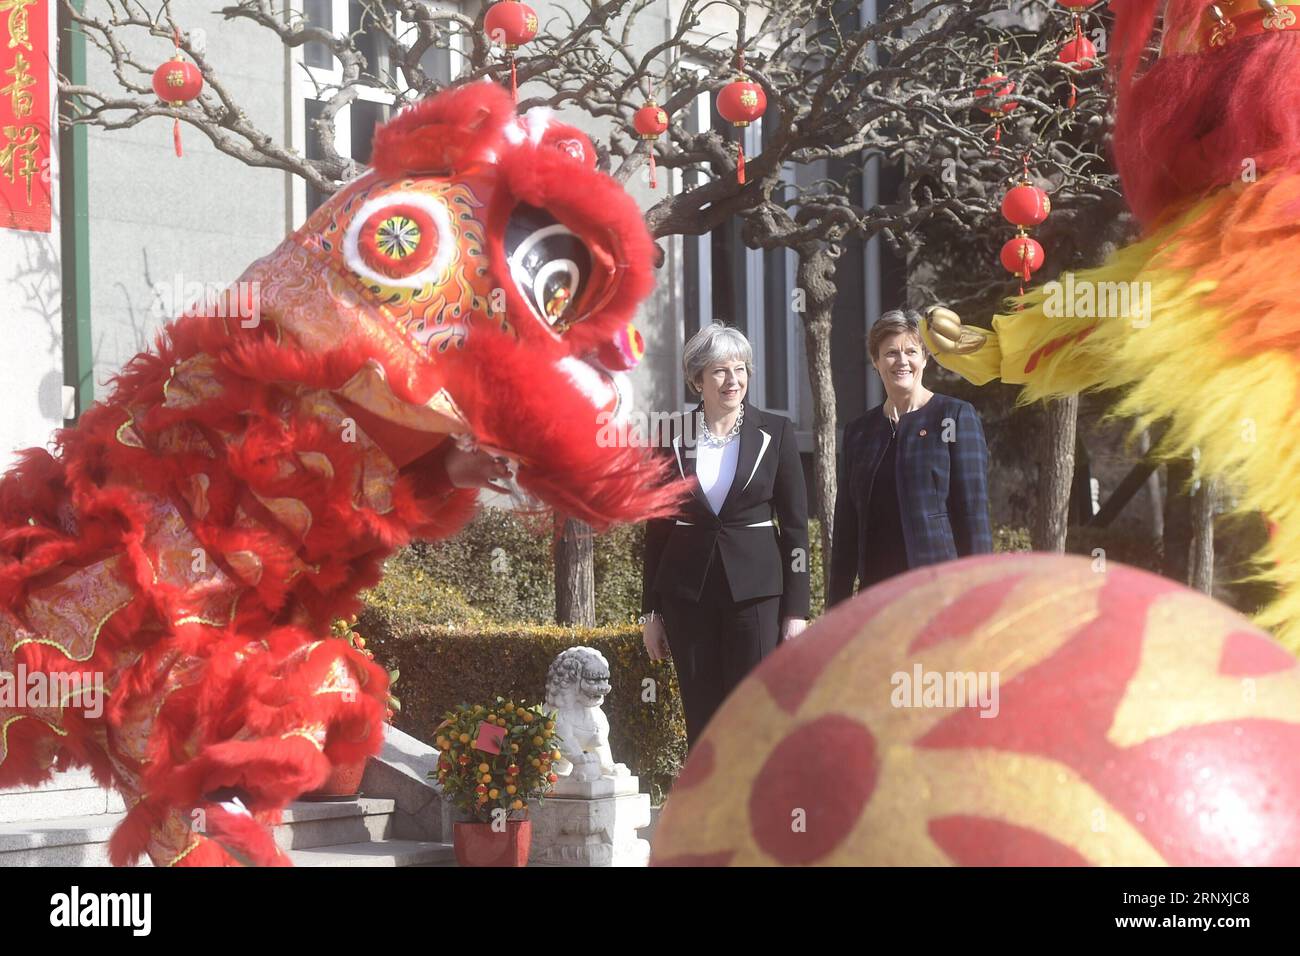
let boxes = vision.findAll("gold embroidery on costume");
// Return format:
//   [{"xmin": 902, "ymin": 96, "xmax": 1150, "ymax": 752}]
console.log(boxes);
[
  {"xmin": 280, "ymin": 723, "xmax": 328, "ymax": 752},
  {"xmin": 162, "ymin": 354, "xmax": 224, "ymax": 410},
  {"xmin": 17, "ymin": 556, "xmax": 135, "ymax": 662},
  {"xmin": 313, "ymin": 656, "xmax": 359, "ymax": 697}
]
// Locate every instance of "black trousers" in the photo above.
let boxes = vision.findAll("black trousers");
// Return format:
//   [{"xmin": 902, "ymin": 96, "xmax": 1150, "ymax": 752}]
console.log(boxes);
[{"xmin": 660, "ymin": 546, "xmax": 781, "ymax": 748}]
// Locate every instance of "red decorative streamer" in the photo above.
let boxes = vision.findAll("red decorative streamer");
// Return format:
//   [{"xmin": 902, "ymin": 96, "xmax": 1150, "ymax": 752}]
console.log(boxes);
[{"xmin": 0, "ymin": 0, "xmax": 52, "ymax": 233}]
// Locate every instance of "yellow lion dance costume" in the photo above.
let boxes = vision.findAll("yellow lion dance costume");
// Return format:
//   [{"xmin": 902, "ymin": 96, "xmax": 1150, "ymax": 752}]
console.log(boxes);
[{"xmin": 923, "ymin": 0, "xmax": 1300, "ymax": 648}]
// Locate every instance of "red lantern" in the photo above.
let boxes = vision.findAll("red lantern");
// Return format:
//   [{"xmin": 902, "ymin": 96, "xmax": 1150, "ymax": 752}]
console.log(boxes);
[
  {"xmin": 1058, "ymin": 35, "xmax": 1097, "ymax": 68},
  {"xmin": 1001, "ymin": 232, "xmax": 1045, "ymax": 283},
  {"xmin": 975, "ymin": 73, "xmax": 1017, "ymax": 116},
  {"xmin": 151, "ymin": 54, "xmax": 203, "ymax": 158},
  {"xmin": 1002, "ymin": 183, "xmax": 1051, "ymax": 227},
  {"xmin": 484, "ymin": 0, "xmax": 538, "ymax": 47},
  {"xmin": 716, "ymin": 77, "xmax": 766, "ymax": 185},
  {"xmin": 633, "ymin": 101, "xmax": 670, "ymax": 189},
  {"xmin": 975, "ymin": 73, "xmax": 1017, "ymax": 144},
  {"xmin": 633, "ymin": 102, "xmax": 669, "ymax": 139},
  {"xmin": 484, "ymin": 1, "xmax": 539, "ymax": 102},
  {"xmin": 1059, "ymin": 28, "xmax": 1097, "ymax": 109},
  {"xmin": 1054, "ymin": 0, "xmax": 1096, "ymax": 7}
]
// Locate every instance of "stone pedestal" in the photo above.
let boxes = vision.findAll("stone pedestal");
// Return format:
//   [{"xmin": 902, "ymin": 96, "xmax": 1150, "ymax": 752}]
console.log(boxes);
[{"xmin": 528, "ymin": 775, "xmax": 650, "ymax": 866}]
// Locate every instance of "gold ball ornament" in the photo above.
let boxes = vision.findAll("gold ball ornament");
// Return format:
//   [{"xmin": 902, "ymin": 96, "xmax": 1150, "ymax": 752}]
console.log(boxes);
[{"xmin": 653, "ymin": 554, "xmax": 1300, "ymax": 866}]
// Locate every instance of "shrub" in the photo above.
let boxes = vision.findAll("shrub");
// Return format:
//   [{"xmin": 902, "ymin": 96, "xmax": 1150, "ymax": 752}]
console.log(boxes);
[
  {"xmin": 357, "ymin": 615, "xmax": 688, "ymax": 803},
  {"xmin": 993, "ymin": 525, "xmax": 1032, "ymax": 553},
  {"xmin": 431, "ymin": 698, "xmax": 562, "ymax": 821}
]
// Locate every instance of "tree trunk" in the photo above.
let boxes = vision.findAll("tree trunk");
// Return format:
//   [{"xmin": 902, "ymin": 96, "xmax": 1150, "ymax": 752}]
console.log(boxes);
[
  {"xmin": 1189, "ymin": 476, "xmax": 1216, "ymax": 595},
  {"xmin": 795, "ymin": 246, "xmax": 839, "ymax": 609},
  {"xmin": 1031, "ymin": 395, "xmax": 1077, "ymax": 552},
  {"xmin": 1163, "ymin": 456, "xmax": 1193, "ymax": 583},
  {"xmin": 554, "ymin": 513, "xmax": 594, "ymax": 627},
  {"xmin": 1139, "ymin": 429, "xmax": 1164, "ymax": 540}
]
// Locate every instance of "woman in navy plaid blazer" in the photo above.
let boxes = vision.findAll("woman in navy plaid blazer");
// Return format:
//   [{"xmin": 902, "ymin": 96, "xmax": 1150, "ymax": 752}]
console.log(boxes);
[{"xmin": 829, "ymin": 310, "xmax": 992, "ymax": 606}]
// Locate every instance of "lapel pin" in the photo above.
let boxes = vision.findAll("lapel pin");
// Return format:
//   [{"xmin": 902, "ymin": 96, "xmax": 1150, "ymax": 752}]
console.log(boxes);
[{"xmin": 919, "ymin": 428, "xmax": 928, "ymax": 437}]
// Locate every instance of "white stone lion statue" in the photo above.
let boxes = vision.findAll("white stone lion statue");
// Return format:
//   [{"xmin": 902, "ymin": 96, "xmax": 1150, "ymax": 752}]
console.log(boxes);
[{"xmin": 544, "ymin": 646, "xmax": 629, "ymax": 783}]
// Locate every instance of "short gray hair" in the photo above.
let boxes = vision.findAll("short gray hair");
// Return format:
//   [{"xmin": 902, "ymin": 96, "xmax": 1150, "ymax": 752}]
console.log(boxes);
[
  {"xmin": 683, "ymin": 323, "xmax": 754, "ymax": 395},
  {"xmin": 868, "ymin": 309, "xmax": 927, "ymax": 361}
]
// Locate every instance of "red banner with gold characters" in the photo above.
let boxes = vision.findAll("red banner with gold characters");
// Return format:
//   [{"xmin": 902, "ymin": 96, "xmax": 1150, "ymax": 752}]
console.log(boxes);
[{"xmin": 0, "ymin": 0, "xmax": 51, "ymax": 233}]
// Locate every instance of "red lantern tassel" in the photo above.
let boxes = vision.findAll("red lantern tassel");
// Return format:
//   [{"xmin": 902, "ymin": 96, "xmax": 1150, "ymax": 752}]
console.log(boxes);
[
  {"xmin": 648, "ymin": 151, "xmax": 658, "ymax": 189},
  {"xmin": 510, "ymin": 55, "xmax": 518, "ymax": 103},
  {"xmin": 737, "ymin": 142, "xmax": 746, "ymax": 185},
  {"xmin": 173, "ymin": 118, "xmax": 183, "ymax": 158},
  {"xmin": 1068, "ymin": 15, "xmax": 1082, "ymax": 110}
]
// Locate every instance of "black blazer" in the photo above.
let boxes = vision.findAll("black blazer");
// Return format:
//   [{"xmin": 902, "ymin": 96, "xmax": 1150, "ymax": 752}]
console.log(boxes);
[
  {"xmin": 829, "ymin": 392, "xmax": 992, "ymax": 605},
  {"xmin": 642, "ymin": 401, "xmax": 810, "ymax": 620}
]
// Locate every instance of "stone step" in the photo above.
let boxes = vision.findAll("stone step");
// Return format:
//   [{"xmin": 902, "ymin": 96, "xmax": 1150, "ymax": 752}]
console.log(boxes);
[
  {"xmin": 0, "ymin": 797, "xmax": 442, "ymax": 866},
  {"xmin": 0, "ymin": 769, "xmax": 123, "ymax": 824},
  {"xmin": 0, "ymin": 811, "xmax": 122, "ymax": 866},
  {"xmin": 273, "ymin": 798, "xmax": 395, "ymax": 850},
  {"xmin": 289, "ymin": 839, "xmax": 456, "ymax": 867}
]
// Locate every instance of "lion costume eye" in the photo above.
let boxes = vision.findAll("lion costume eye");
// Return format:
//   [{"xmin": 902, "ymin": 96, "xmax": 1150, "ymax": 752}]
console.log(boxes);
[
  {"xmin": 505, "ymin": 204, "xmax": 592, "ymax": 331},
  {"xmin": 343, "ymin": 191, "xmax": 456, "ymax": 289}
]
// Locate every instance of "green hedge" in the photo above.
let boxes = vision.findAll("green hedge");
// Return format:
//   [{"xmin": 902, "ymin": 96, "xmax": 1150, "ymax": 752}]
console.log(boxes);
[
  {"xmin": 366, "ymin": 510, "xmax": 835, "ymax": 627},
  {"xmin": 358, "ymin": 617, "xmax": 687, "ymax": 802}
]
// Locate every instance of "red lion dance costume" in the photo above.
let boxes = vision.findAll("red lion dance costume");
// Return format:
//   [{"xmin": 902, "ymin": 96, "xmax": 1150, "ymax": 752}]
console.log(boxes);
[
  {"xmin": 923, "ymin": 0, "xmax": 1300, "ymax": 648},
  {"xmin": 0, "ymin": 83, "xmax": 680, "ymax": 866}
]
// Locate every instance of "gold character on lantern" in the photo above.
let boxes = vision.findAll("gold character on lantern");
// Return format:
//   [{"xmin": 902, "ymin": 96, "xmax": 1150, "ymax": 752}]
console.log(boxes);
[
  {"xmin": 739, "ymin": 89, "xmax": 758, "ymax": 109},
  {"xmin": 1, "ymin": 51, "xmax": 34, "ymax": 117},
  {"xmin": 525, "ymin": 13, "xmax": 538, "ymax": 32},
  {"xmin": 0, "ymin": 122, "xmax": 40, "ymax": 204},
  {"xmin": 0, "ymin": 0, "xmax": 36, "ymax": 53}
]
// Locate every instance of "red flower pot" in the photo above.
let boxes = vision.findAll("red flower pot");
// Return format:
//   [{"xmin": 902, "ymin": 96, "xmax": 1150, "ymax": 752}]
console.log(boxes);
[
  {"xmin": 302, "ymin": 759, "xmax": 367, "ymax": 800},
  {"xmin": 453, "ymin": 819, "xmax": 532, "ymax": 867}
]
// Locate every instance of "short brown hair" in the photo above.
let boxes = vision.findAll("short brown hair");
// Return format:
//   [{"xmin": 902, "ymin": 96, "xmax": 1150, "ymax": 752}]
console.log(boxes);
[{"xmin": 868, "ymin": 309, "xmax": 927, "ymax": 362}]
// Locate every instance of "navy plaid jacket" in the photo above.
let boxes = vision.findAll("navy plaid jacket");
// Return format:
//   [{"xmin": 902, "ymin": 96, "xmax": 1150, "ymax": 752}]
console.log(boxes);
[{"xmin": 829, "ymin": 393, "xmax": 992, "ymax": 605}]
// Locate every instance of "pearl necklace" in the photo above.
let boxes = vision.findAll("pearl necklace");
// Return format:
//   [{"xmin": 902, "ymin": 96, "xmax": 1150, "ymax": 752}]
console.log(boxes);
[{"xmin": 698, "ymin": 404, "xmax": 743, "ymax": 449}]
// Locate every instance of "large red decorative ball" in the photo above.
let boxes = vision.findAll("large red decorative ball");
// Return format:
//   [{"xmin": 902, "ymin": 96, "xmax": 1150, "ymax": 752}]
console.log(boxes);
[
  {"xmin": 633, "ymin": 102, "xmax": 670, "ymax": 140},
  {"xmin": 717, "ymin": 78, "xmax": 767, "ymax": 127},
  {"xmin": 484, "ymin": 0, "xmax": 539, "ymax": 49},
  {"xmin": 652, "ymin": 553, "xmax": 1300, "ymax": 865},
  {"xmin": 1002, "ymin": 184, "xmax": 1052, "ymax": 227},
  {"xmin": 975, "ymin": 73, "xmax": 1017, "ymax": 116},
  {"xmin": 151, "ymin": 55, "xmax": 203, "ymax": 105},
  {"xmin": 1001, "ymin": 234, "xmax": 1045, "ymax": 277},
  {"xmin": 1059, "ymin": 35, "xmax": 1098, "ymax": 68}
]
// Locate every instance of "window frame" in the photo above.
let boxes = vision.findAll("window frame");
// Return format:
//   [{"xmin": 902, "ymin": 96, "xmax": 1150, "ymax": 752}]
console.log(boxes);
[
  {"xmin": 288, "ymin": 0, "xmax": 466, "ymax": 229},
  {"xmin": 675, "ymin": 79, "xmax": 800, "ymax": 420}
]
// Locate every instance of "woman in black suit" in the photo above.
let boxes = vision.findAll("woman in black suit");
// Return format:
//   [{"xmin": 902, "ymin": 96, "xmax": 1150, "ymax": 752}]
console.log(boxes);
[
  {"xmin": 641, "ymin": 324, "xmax": 810, "ymax": 747},
  {"xmin": 829, "ymin": 310, "xmax": 992, "ymax": 606}
]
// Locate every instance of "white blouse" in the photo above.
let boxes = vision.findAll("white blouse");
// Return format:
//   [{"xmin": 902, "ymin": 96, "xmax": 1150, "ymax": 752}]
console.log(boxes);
[{"xmin": 696, "ymin": 439, "xmax": 740, "ymax": 515}]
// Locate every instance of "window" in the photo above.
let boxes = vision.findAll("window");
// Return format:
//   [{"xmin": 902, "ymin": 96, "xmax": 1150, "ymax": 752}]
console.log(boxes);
[
  {"xmin": 678, "ymin": 87, "xmax": 801, "ymax": 417},
  {"xmin": 292, "ymin": 1, "xmax": 465, "ymax": 224}
]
